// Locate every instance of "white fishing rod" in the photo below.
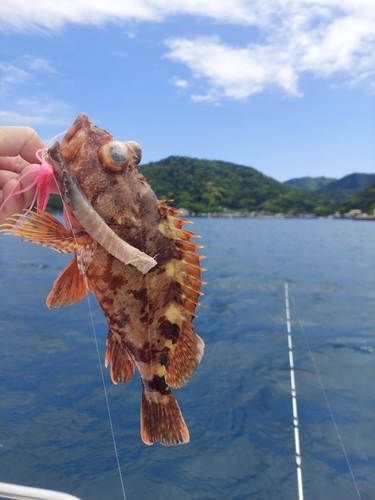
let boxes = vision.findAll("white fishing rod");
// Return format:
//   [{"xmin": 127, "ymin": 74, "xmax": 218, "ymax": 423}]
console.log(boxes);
[{"xmin": 284, "ymin": 282, "xmax": 304, "ymax": 500}]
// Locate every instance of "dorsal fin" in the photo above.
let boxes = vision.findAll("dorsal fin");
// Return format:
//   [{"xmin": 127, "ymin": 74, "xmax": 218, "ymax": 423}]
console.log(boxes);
[{"xmin": 157, "ymin": 202, "xmax": 205, "ymax": 388}]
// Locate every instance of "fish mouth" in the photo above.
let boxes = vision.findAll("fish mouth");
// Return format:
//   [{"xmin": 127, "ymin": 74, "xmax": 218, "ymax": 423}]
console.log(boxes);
[
  {"xmin": 59, "ymin": 113, "xmax": 112, "ymax": 165},
  {"xmin": 59, "ymin": 113, "xmax": 91, "ymax": 160}
]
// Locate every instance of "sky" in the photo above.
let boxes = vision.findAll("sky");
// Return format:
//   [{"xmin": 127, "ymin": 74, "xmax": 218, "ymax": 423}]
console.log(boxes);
[{"xmin": 0, "ymin": 0, "xmax": 374, "ymax": 182}]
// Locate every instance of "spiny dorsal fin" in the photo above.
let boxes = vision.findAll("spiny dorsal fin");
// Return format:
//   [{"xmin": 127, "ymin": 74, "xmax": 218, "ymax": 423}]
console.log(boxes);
[
  {"xmin": 164, "ymin": 321, "xmax": 204, "ymax": 389},
  {"xmin": 157, "ymin": 203, "xmax": 205, "ymax": 388}
]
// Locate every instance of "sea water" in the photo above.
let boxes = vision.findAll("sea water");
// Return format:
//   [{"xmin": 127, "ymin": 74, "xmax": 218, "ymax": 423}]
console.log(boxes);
[{"xmin": 0, "ymin": 218, "xmax": 374, "ymax": 500}]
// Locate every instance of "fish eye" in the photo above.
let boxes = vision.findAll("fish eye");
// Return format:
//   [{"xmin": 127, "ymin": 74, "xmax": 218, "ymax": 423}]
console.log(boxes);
[
  {"xmin": 99, "ymin": 141, "xmax": 142, "ymax": 171},
  {"xmin": 124, "ymin": 141, "xmax": 142, "ymax": 165},
  {"xmin": 99, "ymin": 141, "xmax": 128, "ymax": 171}
]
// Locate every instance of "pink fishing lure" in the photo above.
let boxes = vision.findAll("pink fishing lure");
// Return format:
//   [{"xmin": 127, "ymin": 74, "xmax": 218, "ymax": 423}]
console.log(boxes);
[{"xmin": 0, "ymin": 131, "xmax": 66, "ymax": 214}]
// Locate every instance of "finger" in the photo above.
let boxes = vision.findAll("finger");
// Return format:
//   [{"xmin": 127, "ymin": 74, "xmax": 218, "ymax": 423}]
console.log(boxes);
[
  {"xmin": 0, "ymin": 170, "xmax": 18, "ymax": 190},
  {"xmin": 0, "ymin": 127, "xmax": 44, "ymax": 164},
  {"xmin": 0, "ymin": 168, "xmax": 59, "ymax": 206},
  {"xmin": 0, "ymin": 178, "xmax": 23, "ymax": 224},
  {"xmin": 0, "ymin": 165, "xmax": 38, "ymax": 215},
  {"xmin": 0, "ymin": 155, "xmax": 27, "ymax": 190},
  {"xmin": 0, "ymin": 155, "xmax": 30, "ymax": 175}
]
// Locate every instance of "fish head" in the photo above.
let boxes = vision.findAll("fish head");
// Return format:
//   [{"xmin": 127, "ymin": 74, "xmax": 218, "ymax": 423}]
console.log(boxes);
[{"xmin": 59, "ymin": 113, "xmax": 147, "ymax": 226}]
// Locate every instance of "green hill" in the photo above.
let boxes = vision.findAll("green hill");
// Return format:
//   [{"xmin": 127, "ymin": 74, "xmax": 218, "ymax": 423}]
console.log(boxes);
[
  {"xmin": 285, "ymin": 176, "xmax": 336, "ymax": 191},
  {"xmin": 339, "ymin": 184, "xmax": 375, "ymax": 215},
  {"xmin": 47, "ymin": 193, "xmax": 63, "ymax": 212},
  {"xmin": 140, "ymin": 156, "xmax": 290, "ymax": 212},
  {"xmin": 284, "ymin": 173, "xmax": 375, "ymax": 202},
  {"xmin": 318, "ymin": 173, "xmax": 375, "ymax": 201},
  {"xmin": 140, "ymin": 156, "xmax": 337, "ymax": 215}
]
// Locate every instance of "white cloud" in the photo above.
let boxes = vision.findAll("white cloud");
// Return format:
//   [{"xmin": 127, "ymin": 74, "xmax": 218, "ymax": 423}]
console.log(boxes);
[
  {"xmin": 0, "ymin": 0, "xmax": 260, "ymax": 31},
  {"xmin": 164, "ymin": 2, "xmax": 375, "ymax": 101},
  {"xmin": 1, "ymin": 0, "xmax": 373, "ymax": 32},
  {"xmin": 0, "ymin": 97, "xmax": 73, "ymax": 126},
  {"xmin": 0, "ymin": 58, "xmax": 73, "ymax": 126},
  {"xmin": 0, "ymin": 0, "xmax": 374, "ymax": 102},
  {"xmin": 0, "ymin": 63, "xmax": 30, "ymax": 93},
  {"xmin": 22, "ymin": 55, "xmax": 57, "ymax": 74},
  {"xmin": 170, "ymin": 76, "xmax": 189, "ymax": 88},
  {"xmin": 165, "ymin": 37, "xmax": 301, "ymax": 102}
]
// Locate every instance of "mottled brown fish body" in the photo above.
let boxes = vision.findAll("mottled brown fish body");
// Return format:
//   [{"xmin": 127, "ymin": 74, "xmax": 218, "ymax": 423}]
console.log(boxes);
[
  {"xmin": 1, "ymin": 114, "xmax": 204, "ymax": 446},
  {"xmin": 86, "ymin": 210, "xmax": 204, "ymax": 445}
]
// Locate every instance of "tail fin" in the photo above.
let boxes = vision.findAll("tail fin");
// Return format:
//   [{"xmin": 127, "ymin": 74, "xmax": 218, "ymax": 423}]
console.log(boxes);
[{"xmin": 140, "ymin": 389, "xmax": 190, "ymax": 446}]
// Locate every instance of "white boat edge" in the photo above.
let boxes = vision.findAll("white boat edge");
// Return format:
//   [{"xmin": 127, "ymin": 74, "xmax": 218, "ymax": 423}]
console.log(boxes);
[{"xmin": 0, "ymin": 482, "xmax": 83, "ymax": 500}]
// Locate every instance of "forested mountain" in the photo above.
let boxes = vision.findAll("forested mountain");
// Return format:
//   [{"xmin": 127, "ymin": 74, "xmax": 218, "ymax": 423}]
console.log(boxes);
[
  {"xmin": 286, "ymin": 173, "xmax": 375, "ymax": 201},
  {"xmin": 317, "ymin": 173, "xmax": 375, "ymax": 201},
  {"xmin": 140, "ymin": 156, "xmax": 336, "ymax": 214},
  {"xmin": 285, "ymin": 176, "xmax": 336, "ymax": 191},
  {"xmin": 140, "ymin": 156, "xmax": 289, "ymax": 212},
  {"xmin": 340, "ymin": 184, "xmax": 375, "ymax": 214}
]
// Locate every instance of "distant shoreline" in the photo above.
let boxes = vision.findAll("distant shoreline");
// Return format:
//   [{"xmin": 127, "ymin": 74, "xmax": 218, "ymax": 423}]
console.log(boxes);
[
  {"xmin": 47, "ymin": 208, "xmax": 374, "ymax": 221},
  {"xmin": 188, "ymin": 213, "xmax": 375, "ymax": 220}
]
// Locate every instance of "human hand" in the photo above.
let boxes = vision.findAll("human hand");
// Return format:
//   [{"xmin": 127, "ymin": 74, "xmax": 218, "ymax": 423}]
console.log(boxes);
[{"xmin": 0, "ymin": 126, "xmax": 49, "ymax": 224}]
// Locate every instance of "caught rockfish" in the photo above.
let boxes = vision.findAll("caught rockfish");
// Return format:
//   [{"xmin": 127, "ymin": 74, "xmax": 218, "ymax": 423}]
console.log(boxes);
[{"xmin": 1, "ymin": 114, "xmax": 205, "ymax": 446}]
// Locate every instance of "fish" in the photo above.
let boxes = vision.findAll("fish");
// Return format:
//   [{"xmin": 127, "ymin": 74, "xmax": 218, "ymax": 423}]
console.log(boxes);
[{"xmin": 1, "ymin": 113, "xmax": 205, "ymax": 446}]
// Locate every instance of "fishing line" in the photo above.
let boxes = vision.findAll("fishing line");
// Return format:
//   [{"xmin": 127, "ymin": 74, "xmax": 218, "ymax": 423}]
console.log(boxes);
[
  {"xmin": 86, "ymin": 291, "xmax": 127, "ymax": 500},
  {"xmin": 53, "ymin": 176, "xmax": 127, "ymax": 500},
  {"xmin": 288, "ymin": 285, "xmax": 362, "ymax": 500}
]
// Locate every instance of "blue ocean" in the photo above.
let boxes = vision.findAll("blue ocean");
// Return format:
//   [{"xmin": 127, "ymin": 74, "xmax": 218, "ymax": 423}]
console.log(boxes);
[{"xmin": 1, "ymin": 218, "xmax": 374, "ymax": 500}]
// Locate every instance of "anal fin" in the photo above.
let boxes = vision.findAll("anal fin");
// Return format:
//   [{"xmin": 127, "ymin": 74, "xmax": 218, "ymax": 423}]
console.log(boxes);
[
  {"xmin": 46, "ymin": 256, "xmax": 87, "ymax": 308},
  {"xmin": 105, "ymin": 332, "xmax": 135, "ymax": 384}
]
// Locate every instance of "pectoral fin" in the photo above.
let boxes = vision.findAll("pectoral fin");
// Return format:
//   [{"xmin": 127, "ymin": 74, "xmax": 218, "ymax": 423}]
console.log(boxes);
[
  {"xmin": 1, "ymin": 210, "xmax": 97, "ymax": 308},
  {"xmin": 0, "ymin": 210, "xmax": 76, "ymax": 253}
]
